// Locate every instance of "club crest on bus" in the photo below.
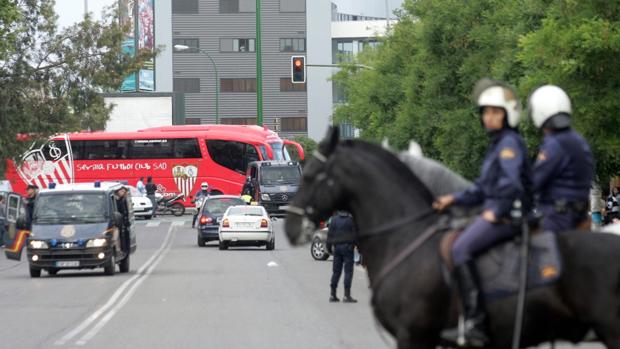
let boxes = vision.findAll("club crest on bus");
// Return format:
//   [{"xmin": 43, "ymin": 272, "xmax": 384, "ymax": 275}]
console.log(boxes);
[
  {"xmin": 172, "ymin": 165, "xmax": 198, "ymax": 198},
  {"xmin": 16, "ymin": 134, "xmax": 74, "ymax": 189}
]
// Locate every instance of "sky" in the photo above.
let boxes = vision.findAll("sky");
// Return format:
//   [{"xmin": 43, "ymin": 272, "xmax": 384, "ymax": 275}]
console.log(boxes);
[{"xmin": 54, "ymin": 0, "xmax": 116, "ymax": 29}]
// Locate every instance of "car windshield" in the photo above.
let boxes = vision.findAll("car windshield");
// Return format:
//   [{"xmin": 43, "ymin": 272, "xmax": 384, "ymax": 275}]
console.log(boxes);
[
  {"xmin": 203, "ymin": 198, "xmax": 245, "ymax": 215},
  {"xmin": 260, "ymin": 166, "xmax": 300, "ymax": 185},
  {"xmin": 34, "ymin": 193, "xmax": 107, "ymax": 224},
  {"xmin": 227, "ymin": 206, "xmax": 264, "ymax": 217}
]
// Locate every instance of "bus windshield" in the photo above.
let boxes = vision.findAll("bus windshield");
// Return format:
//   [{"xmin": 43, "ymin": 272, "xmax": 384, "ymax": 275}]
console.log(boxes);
[
  {"xmin": 260, "ymin": 166, "xmax": 301, "ymax": 185},
  {"xmin": 269, "ymin": 142, "xmax": 290, "ymax": 161},
  {"xmin": 34, "ymin": 193, "xmax": 108, "ymax": 224}
]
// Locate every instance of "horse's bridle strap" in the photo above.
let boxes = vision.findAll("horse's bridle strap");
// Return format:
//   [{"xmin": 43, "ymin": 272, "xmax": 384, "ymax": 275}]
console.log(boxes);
[
  {"xmin": 371, "ymin": 219, "xmax": 445, "ymax": 292},
  {"xmin": 359, "ymin": 209, "xmax": 435, "ymax": 238}
]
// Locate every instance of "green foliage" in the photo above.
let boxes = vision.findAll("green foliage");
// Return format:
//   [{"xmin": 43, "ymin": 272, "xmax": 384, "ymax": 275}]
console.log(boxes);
[
  {"xmin": 0, "ymin": 1, "xmax": 156, "ymax": 176},
  {"xmin": 290, "ymin": 135, "xmax": 317, "ymax": 165},
  {"xmin": 333, "ymin": 0, "xmax": 620, "ymax": 182}
]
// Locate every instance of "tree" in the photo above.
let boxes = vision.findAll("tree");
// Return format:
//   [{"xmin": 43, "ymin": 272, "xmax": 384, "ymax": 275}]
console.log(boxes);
[
  {"xmin": 333, "ymin": 0, "xmax": 620, "ymax": 181},
  {"xmin": 0, "ymin": 1, "xmax": 155, "ymax": 176},
  {"xmin": 517, "ymin": 1, "xmax": 620, "ymax": 182},
  {"xmin": 290, "ymin": 135, "xmax": 317, "ymax": 165}
]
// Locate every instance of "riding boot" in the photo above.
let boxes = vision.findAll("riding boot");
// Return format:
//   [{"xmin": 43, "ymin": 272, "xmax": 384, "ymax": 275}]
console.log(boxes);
[
  {"xmin": 329, "ymin": 287, "xmax": 340, "ymax": 302},
  {"xmin": 343, "ymin": 288, "xmax": 357, "ymax": 303},
  {"xmin": 441, "ymin": 262, "xmax": 489, "ymax": 348}
]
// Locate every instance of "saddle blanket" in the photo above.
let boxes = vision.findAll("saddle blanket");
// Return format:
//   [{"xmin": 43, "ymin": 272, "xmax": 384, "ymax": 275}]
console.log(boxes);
[{"xmin": 475, "ymin": 231, "xmax": 562, "ymax": 299}]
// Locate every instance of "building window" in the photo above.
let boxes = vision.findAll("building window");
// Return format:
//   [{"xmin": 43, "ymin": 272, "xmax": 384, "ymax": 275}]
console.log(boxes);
[
  {"xmin": 280, "ymin": 78, "xmax": 306, "ymax": 92},
  {"xmin": 220, "ymin": 38, "xmax": 255, "ymax": 52},
  {"xmin": 220, "ymin": 0, "xmax": 255, "ymax": 13},
  {"xmin": 220, "ymin": 78, "xmax": 256, "ymax": 93},
  {"xmin": 281, "ymin": 117, "xmax": 307, "ymax": 132},
  {"xmin": 332, "ymin": 82, "xmax": 346, "ymax": 103},
  {"xmin": 172, "ymin": 0, "xmax": 198, "ymax": 14},
  {"xmin": 185, "ymin": 118, "xmax": 202, "ymax": 125},
  {"xmin": 221, "ymin": 117, "xmax": 258, "ymax": 125},
  {"xmin": 174, "ymin": 78, "xmax": 201, "ymax": 93},
  {"xmin": 173, "ymin": 38, "xmax": 199, "ymax": 51},
  {"xmin": 280, "ymin": 0, "xmax": 305, "ymax": 12},
  {"xmin": 279, "ymin": 38, "xmax": 305, "ymax": 52}
]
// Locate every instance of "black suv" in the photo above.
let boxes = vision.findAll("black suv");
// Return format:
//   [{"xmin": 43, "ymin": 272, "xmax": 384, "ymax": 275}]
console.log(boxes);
[
  {"xmin": 26, "ymin": 182, "xmax": 136, "ymax": 277},
  {"xmin": 245, "ymin": 161, "xmax": 301, "ymax": 217}
]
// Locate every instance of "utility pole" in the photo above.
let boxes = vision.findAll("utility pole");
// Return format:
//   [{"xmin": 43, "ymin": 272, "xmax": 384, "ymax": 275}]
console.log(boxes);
[
  {"xmin": 256, "ymin": 0, "xmax": 263, "ymax": 126},
  {"xmin": 84, "ymin": 0, "xmax": 88, "ymax": 15}
]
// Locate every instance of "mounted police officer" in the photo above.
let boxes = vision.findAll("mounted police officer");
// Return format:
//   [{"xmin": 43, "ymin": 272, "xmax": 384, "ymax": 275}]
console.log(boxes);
[
  {"xmin": 192, "ymin": 182, "xmax": 211, "ymax": 228},
  {"xmin": 327, "ymin": 211, "xmax": 358, "ymax": 303},
  {"xmin": 434, "ymin": 79, "xmax": 531, "ymax": 347},
  {"xmin": 529, "ymin": 85, "xmax": 594, "ymax": 232}
]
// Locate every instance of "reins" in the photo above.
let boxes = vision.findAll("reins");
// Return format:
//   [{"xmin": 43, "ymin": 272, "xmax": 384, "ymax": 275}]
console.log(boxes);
[{"xmin": 369, "ymin": 215, "xmax": 449, "ymax": 297}]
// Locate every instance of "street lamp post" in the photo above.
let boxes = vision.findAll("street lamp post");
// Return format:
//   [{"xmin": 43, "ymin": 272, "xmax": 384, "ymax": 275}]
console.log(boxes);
[{"xmin": 174, "ymin": 44, "xmax": 220, "ymax": 124}]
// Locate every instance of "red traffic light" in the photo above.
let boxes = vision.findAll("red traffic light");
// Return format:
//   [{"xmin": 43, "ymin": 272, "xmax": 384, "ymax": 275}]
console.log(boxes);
[
  {"xmin": 294, "ymin": 58, "xmax": 303, "ymax": 70},
  {"xmin": 291, "ymin": 55, "xmax": 306, "ymax": 83}
]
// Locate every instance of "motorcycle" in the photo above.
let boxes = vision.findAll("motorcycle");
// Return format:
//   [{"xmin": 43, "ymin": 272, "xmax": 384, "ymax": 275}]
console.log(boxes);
[{"xmin": 155, "ymin": 193, "xmax": 186, "ymax": 216}]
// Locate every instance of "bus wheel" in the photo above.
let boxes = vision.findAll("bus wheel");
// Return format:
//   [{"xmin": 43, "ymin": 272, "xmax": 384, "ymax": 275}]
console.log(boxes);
[{"xmin": 171, "ymin": 203, "xmax": 185, "ymax": 216}]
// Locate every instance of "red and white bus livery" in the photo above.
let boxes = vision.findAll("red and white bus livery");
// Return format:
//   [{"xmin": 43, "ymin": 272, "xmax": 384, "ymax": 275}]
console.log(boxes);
[{"xmin": 5, "ymin": 125, "xmax": 304, "ymax": 206}]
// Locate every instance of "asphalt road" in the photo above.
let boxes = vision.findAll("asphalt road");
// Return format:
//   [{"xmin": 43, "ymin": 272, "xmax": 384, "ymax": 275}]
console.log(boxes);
[{"xmin": 0, "ymin": 216, "xmax": 606, "ymax": 349}]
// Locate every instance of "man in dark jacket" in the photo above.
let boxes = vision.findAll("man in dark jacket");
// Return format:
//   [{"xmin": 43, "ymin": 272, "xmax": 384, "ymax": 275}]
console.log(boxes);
[
  {"xmin": 528, "ymin": 85, "xmax": 594, "ymax": 232},
  {"xmin": 114, "ymin": 187, "xmax": 131, "ymax": 253},
  {"xmin": 327, "ymin": 211, "xmax": 357, "ymax": 303},
  {"xmin": 145, "ymin": 176, "xmax": 158, "ymax": 218},
  {"xmin": 24, "ymin": 184, "xmax": 39, "ymax": 229}
]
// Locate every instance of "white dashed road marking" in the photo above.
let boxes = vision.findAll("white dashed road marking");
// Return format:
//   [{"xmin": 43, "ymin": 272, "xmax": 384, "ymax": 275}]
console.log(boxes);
[{"xmin": 54, "ymin": 225, "xmax": 176, "ymax": 346}]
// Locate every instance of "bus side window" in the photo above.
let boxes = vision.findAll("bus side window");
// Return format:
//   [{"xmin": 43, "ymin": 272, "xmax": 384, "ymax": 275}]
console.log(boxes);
[
  {"xmin": 174, "ymin": 139, "xmax": 201, "ymax": 158},
  {"xmin": 206, "ymin": 140, "xmax": 245, "ymax": 174}
]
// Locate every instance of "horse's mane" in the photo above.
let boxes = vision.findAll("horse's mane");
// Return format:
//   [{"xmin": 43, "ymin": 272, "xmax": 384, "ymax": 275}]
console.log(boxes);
[
  {"xmin": 398, "ymin": 153, "xmax": 471, "ymax": 198},
  {"xmin": 340, "ymin": 140, "xmax": 436, "ymax": 206}
]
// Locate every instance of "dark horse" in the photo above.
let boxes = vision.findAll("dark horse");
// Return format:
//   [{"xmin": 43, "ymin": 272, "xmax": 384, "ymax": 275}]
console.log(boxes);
[{"xmin": 285, "ymin": 129, "xmax": 620, "ymax": 349}]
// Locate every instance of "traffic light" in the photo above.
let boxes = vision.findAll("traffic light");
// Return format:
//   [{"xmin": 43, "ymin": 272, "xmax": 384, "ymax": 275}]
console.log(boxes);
[{"xmin": 291, "ymin": 56, "xmax": 306, "ymax": 83}]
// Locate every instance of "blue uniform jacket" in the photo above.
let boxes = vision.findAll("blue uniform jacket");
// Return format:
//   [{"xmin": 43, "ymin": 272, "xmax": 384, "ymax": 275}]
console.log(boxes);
[
  {"xmin": 326, "ymin": 214, "xmax": 356, "ymax": 245},
  {"xmin": 533, "ymin": 129, "xmax": 593, "ymax": 204},
  {"xmin": 453, "ymin": 129, "xmax": 530, "ymax": 219}
]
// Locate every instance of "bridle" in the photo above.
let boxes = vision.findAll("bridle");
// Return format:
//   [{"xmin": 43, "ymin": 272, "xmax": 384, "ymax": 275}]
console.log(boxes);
[{"xmin": 288, "ymin": 149, "xmax": 447, "ymax": 294}]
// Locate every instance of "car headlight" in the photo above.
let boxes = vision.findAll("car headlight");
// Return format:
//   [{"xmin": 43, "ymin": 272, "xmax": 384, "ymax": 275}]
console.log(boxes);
[
  {"xmin": 29, "ymin": 240, "xmax": 49, "ymax": 249},
  {"xmin": 86, "ymin": 238, "xmax": 108, "ymax": 248},
  {"xmin": 261, "ymin": 194, "xmax": 271, "ymax": 201}
]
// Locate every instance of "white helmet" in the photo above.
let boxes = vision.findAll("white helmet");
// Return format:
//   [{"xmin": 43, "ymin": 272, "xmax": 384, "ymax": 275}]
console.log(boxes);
[
  {"xmin": 476, "ymin": 83, "xmax": 521, "ymax": 128},
  {"xmin": 528, "ymin": 85, "xmax": 572, "ymax": 129},
  {"xmin": 201, "ymin": 182, "xmax": 209, "ymax": 189}
]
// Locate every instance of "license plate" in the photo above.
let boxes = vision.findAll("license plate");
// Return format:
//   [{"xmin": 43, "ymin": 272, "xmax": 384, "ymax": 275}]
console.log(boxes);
[
  {"xmin": 237, "ymin": 222, "xmax": 254, "ymax": 228},
  {"xmin": 56, "ymin": 261, "xmax": 79, "ymax": 267}
]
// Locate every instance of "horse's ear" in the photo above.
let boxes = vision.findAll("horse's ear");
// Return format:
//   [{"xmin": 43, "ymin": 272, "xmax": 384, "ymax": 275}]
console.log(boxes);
[{"xmin": 320, "ymin": 126, "xmax": 340, "ymax": 155}]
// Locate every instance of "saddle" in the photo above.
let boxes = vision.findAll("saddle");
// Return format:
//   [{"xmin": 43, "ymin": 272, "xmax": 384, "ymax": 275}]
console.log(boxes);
[{"xmin": 440, "ymin": 229, "xmax": 562, "ymax": 300}]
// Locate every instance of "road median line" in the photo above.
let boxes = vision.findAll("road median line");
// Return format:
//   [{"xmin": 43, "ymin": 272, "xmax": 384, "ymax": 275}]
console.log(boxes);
[{"xmin": 53, "ymin": 225, "xmax": 175, "ymax": 346}]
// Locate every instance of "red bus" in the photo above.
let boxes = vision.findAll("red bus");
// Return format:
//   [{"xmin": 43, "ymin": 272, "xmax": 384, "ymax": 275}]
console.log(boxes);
[{"xmin": 4, "ymin": 125, "xmax": 304, "ymax": 206}]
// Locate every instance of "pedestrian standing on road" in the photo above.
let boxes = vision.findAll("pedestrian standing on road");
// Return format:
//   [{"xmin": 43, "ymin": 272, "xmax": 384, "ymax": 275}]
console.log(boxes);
[
  {"xmin": 433, "ymin": 79, "xmax": 531, "ymax": 347},
  {"xmin": 528, "ymin": 85, "xmax": 594, "ymax": 232},
  {"xmin": 114, "ymin": 187, "xmax": 131, "ymax": 253},
  {"xmin": 327, "ymin": 210, "xmax": 358, "ymax": 303},
  {"xmin": 24, "ymin": 184, "xmax": 39, "ymax": 229},
  {"xmin": 145, "ymin": 176, "xmax": 158, "ymax": 218},
  {"xmin": 136, "ymin": 177, "xmax": 146, "ymax": 197}
]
